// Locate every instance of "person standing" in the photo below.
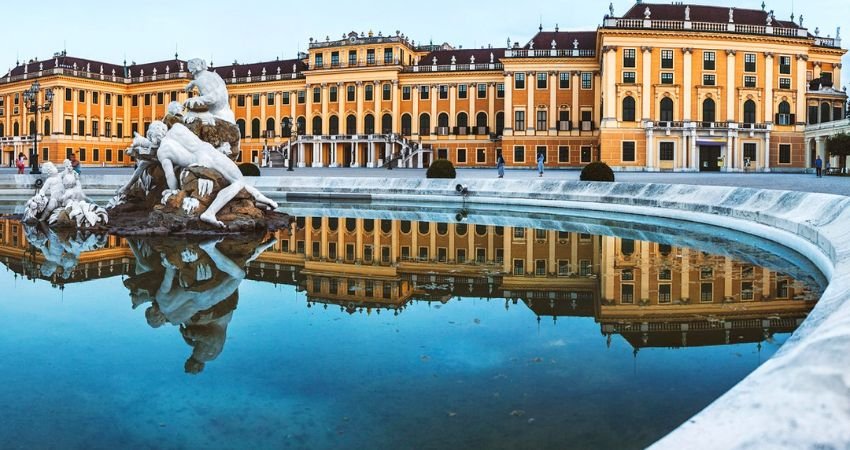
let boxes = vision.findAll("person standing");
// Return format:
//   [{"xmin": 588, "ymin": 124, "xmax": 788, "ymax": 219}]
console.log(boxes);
[
  {"xmin": 815, "ymin": 155, "xmax": 823, "ymax": 178},
  {"xmin": 537, "ymin": 152, "xmax": 545, "ymax": 177},
  {"xmin": 496, "ymin": 153, "xmax": 505, "ymax": 178},
  {"xmin": 15, "ymin": 152, "xmax": 27, "ymax": 174},
  {"xmin": 70, "ymin": 152, "xmax": 81, "ymax": 174}
]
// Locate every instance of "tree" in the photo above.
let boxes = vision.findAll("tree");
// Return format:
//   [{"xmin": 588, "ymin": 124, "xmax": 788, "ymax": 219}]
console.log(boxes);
[{"xmin": 826, "ymin": 133, "xmax": 850, "ymax": 172}]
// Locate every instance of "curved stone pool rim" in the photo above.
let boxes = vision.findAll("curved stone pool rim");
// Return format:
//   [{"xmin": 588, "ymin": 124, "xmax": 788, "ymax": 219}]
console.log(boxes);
[{"xmin": 5, "ymin": 174, "xmax": 850, "ymax": 448}]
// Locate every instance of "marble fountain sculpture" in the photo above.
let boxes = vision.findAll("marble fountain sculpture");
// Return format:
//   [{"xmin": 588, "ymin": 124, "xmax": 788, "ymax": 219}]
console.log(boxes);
[
  {"xmin": 107, "ymin": 58, "xmax": 285, "ymax": 234},
  {"xmin": 23, "ymin": 160, "xmax": 109, "ymax": 228}
]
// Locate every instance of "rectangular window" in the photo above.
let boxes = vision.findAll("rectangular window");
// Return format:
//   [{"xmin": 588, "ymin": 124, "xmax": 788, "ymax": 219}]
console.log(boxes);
[
  {"xmin": 116, "ymin": 122, "xmax": 123, "ymax": 138},
  {"xmin": 418, "ymin": 246, "xmax": 429, "ymax": 261},
  {"xmin": 330, "ymin": 51, "xmax": 339, "ymax": 67},
  {"xmin": 131, "ymin": 123, "xmax": 138, "ymax": 136},
  {"xmin": 349, "ymin": 51, "xmax": 357, "ymax": 66},
  {"xmin": 559, "ymin": 72, "xmax": 570, "ymax": 89},
  {"xmin": 237, "ymin": 95, "xmax": 245, "ymax": 107},
  {"xmin": 420, "ymin": 85, "xmax": 430, "ymax": 100},
  {"xmin": 157, "ymin": 92, "xmax": 164, "ymax": 105},
  {"xmin": 580, "ymin": 145, "xmax": 592, "ymax": 163},
  {"xmin": 581, "ymin": 72, "xmax": 592, "ymax": 89},
  {"xmin": 65, "ymin": 89, "xmax": 72, "ymax": 101},
  {"xmin": 661, "ymin": 72, "xmax": 674, "ymax": 84},
  {"xmin": 535, "ymin": 146, "xmax": 547, "ymax": 164},
  {"xmin": 312, "ymin": 88, "xmax": 321, "ymax": 103},
  {"xmin": 779, "ymin": 56, "xmax": 791, "ymax": 75},
  {"xmin": 558, "ymin": 145, "xmax": 570, "ymax": 163},
  {"xmin": 117, "ymin": 95, "xmax": 123, "ymax": 107},
  {"xmin": 384, "ymin": 48, "xmax": 393, "ymax": 64},
  {"xmin": 700, "ymin": 283, "xmax": 714, "ymax": 302},
  {"xmin": 622, "ymin": 71, "xmax": 636, "ymax": 84},
  {"xmin": 659, "ymin": 142, "xmax": 675, "ymax": 161},
  {"xmin": 329, "ymin": 86, "xmax": 338, "ymax": 102},
  {"xmin": 132, "ymin": 95, "xmax": 138, "ymax": 107},
  {"xmin": 514, "ymin": 110, "xmax": 525, "ymax": 130},
  {"xmin": 78, "ymin": 120, "xmax": 85, "ymax": 136},
  {"xmin": 623, "ymin": 48, "xmax": 636, "ymax": 68},
  {"xmin": 536, "ymin": 73, "xmax": 547, "ymax": 89},
  {"xmin": 703, "ymin": 74, "xmax": 716, "ymax": 86},
  {"xmin": 92, "ymin": 92, "xmax": 99, "ymax": 104},
  {"xmin": 497, "ymin": 83, "xmax": 505, "ymax": 98},
  {"xmin": 779, "ymin": 144, "xmax": 791, "ymax": 164},
  {"xmin": 170, "ymin": 91, "xmax": 177, "ymax": 102},
  {"xmin": 92, "ymin": 148, "xmax": 100, "ymax": 162},
  {"xmin": 279, "ymin": 92, "xmax": 289, "ymax": 105},
  {"xmin": 437, "ymin": 148, "xmax": 448, "ymax": 160},
  {"xmin": 366, "ymin": 49, "xmax": 375, "ymax": 64},
  {"xmin": 117, "ymin": 149, "xmax": 124, "ymax": 162},
  {"xmin": 401, "ymin": 246, "xmax": 411, "ymax": 261},
  {"xmin": 659, "ymin": 284, "xmax": 672, "ymax": 304},
  {"xmin": 661, "ymin": 49, "xmax": 674, "ymax": 69},
  {"xmin": 78, "ymin": 148, "xmax": 87, "ymax": 161},
  {"xmin": 621, "ymin": 284, "xmax": 634, "ymax": 304},
  {"xmin": 777, "ymin": 279, "xmax": 789, "ymax": 298},
  {"xmin": 703, "ymin": 51, "xmax": 715, "ymax": 70},
  {"xmin": 476, "ymin": 148, "xmax": 486, "ymax": 163},
  {"xmin": 513, "ymin": 145, "xmax": 525, "ymax": 163},
  {"xmin": 65, "ymin": 148, "xmax": 73, "ymax": 159},
  {"xmin": 437, "ymin": 247, "xmax": 447, "ymax": 263},
  {"xmin": 744, "ymin": 143, "xmax": 757, "ymax": 162},
  {"xmin": 513, "ymin": 259, "xmax": 525, "ymax": 276},
  {"xmin": 475, "ymin": 248, "xmax": 486, "ymax": 263},
  {"xmin": 536, "ymin": 110, "xmax": 547, "ymax": 130},
  {"xmin": 558, "ymin": 260, "xmax": 570, "ymax": 276},
  {"xmin": 535, "ymin": 260, "xmax": 547, "ymax": 276},
  {"xmin": 78, "ymin": 90, "xmax": 86, "ymax": 103},
  {"xmin": 144, "ymin": 94, "xmax": 151, "ymax": 106},
  {"xmin": 779, "ymin": 78, "xmax": 791, "ymax": 90},
  {"xmin": 621, "ymin": 269, "xmax": 634, "ymax": 281},
  {"xmin": 267, "ymin": 93, "xmax": 275, "ymax": 105},
  {"xmin": 297, "ymin": 91, "xmax": 305, "ymax": 103},
  {"xmin": 381, "ymin": 246, "xmax": 390, "ymax": 264},
  {"xmin": 742, "ymin": 281, "xmax": 754, "ymax": 301},
  {"xmin": 744, "ymin": 53, "xmax": 757, "ymax": 73},
  {"xmin": 457, "ymin": 148, "xmax": 467, "ymax": 163},
  {"xmin": 622, "ymin": 141, "xmax": 636, "ymax": 162},
  {"xmin": 439, "ymin": 85, "xmax": 448, "ymax": 99},
  {"xmin": 382, "ymin": 84, "xmax": 391, "ymax": 101},
  {"xmin": 477, "ymin": 83, "xmax": 487, "ymax": 98},
  {"xmin": 402, "ymin": 86, "xmax": 411, "ymax": 100},
  {"xmin": 456, "ymin": 248, "xmax": 466, "ymax": 264},
  {"xmin": 580, "ymin": 260, "xmax": 592, "ymax": 276},
  {"xmin": 64, "ymin": 119, "xmax": 72, "ymax": 135},
  {"xmin": 91, "ymin": 120, "xmax": 99, "ymax": 137},
  {"xmin": 458, "ymin": 84, "xmax": 467, "ymax": 99},
  {"xmin": 346, "ymin": 86, "xmax": 355, "ymax": 102},
  {"xmin": 658, "ymin": 268, "xmax": 672, "ymax": 280},
  {"xmin": 314, "ymin": 53, "xmax": 323, "ymax": 68},
  {"xmin": 744, "ymin": 75, "xmax": 757, "ymax": 88},
  {"xmin": 104, "ymin": 93, "xmax": 111, "ymax": 105},
  {"xmin": 515, "ymin": 73, "xmax": 526, "ymax": 89}
]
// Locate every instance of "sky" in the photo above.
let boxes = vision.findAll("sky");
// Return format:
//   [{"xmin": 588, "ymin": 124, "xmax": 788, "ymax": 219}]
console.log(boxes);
[{"xmin": 3, "ymin": 0, "xmax": 848, "ymax": 88}]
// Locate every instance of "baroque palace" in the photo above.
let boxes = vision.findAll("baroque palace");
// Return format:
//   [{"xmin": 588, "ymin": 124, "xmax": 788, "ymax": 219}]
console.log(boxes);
[{"xmin": 0, "ymin": 2, "xmax": 846, "ymax": 172}]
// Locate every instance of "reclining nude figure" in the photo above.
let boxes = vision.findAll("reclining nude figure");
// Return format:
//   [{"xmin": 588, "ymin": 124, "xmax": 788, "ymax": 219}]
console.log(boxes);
[{"xmin": 146, "ymin": 121, "xmax": 278, "ymax": 227}]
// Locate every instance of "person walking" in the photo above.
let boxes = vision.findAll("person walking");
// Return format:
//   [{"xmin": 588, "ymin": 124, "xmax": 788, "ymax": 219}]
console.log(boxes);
[
  {"xmin": 537, "ymin": 152, "xmax": 545, "ymax": 177},
  {"xmin": 15, "ymin": 152, "xmax": 27, "ymax": 174},
  {"xmin": 70, "ymin": 152, "xmax": 81, "ymax": 174},
  {"xmin": 815, "ymin": 155, "xmax": 823, "ymax": 178},
  {"xmin": 496, "ymin": 153, "xmax": 505, "ymax": 178}
]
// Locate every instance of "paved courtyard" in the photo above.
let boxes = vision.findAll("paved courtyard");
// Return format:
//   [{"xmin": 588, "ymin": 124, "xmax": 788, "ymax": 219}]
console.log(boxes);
[{"xmin": 1, "ymin": 166, "xmax": 847, "ymax": 196}]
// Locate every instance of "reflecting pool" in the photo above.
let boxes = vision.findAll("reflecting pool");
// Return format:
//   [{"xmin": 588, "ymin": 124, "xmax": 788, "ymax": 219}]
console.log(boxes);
[{"xmin": 0, "ymin": 207, "xmax": 824, "ymax": 449}]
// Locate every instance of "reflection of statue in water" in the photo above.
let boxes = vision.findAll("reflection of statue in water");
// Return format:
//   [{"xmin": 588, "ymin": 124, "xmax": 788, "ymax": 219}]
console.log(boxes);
[
  {"xmin": 125, "ymin": 234, "xmax": 276, "ymax": 373},
  {"xmin": 23, "ymin": 222, "xmax": 107, "ymax": 280}
]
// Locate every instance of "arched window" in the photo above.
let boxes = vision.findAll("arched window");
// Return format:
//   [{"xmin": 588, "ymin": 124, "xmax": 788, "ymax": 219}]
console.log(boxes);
[
  {"xmin": 311, "ymin": 116, "xmax": 322, "ymax": 135},
  {"xmin": 438, "ymin": 113, "xmax": 449, "ymax": 127},
  {"xmin": 401, "ymin": 114, "xmax": 412, "ymax": 135},
  {"xmin": 381, "ymin": 113, "xmax": 392, "ymax": 134},
  {"xmin": 266, "ymin": 118, "xmax": 276, "ymax": 136},
  {"xmin": 621, "ymin": 239, "xmax": 635, "ymax": 255},
  {"xmin": 702, "ymin": 98, "xmax": 716, "ymax": 124},
  {"xmin": 380, "ymin": 220, "xmax": 392, "ymax": 234},
  {"xmin": 251, "ymin": 118, "xmax": 261, "ymax": 138},
  {"xmin": 329, "ymin": 115, "xmax": 339, "ymax": 135},
  {"xmin": 457, "ymin": 112, "xmax": 468, "ymax": 128},
  {"xmin": 364, "ymin": 114, "xmax": 375, "ymax": 134},
  {"xmin": 777, "ymin": 101, "xmax": 792, "ymax": 125},
  {"xmin": 296, "ymin": 116, "xmax": 306, "ymax": 134},
  {"xmin": 743, "ymin": 100, "xmax": 756, "ymax": 124},
  {"xmin": 821, "ymin": 102, "xmax": 832, "ymax": 123},
  {"xmin": 622, "ymin": 96, "xmax": 636, "ymax": 122},
  {"xmin": 400, "ymin": 220, "xmax": 411, "ymax": 233},
  {"xmin": 418, "ymin": 221, "xmax": 430, "ymax": 234},
  {"xmin": 236, "ymin": 119, "xmax": 246, "ymax": 137},
  {"xmin": 346, "ymin": 115, "xmax": 357, "ymax": 135},
  {"xmin": 280, "ymin": 117, "xmax": 292, "ymax": 137},
  {"xmin": 476, "ymin": 112, "xmax": 487, "ymax": 128},
  {"xmin": 345, "ymin": 218, "xmax": 357, "ymax": 232},
  {"xmin": 495, "ymin": 112, "xmax": 505, "ymax": 135},
  {"xmin": 43, "ymin": 119, "xmax": 51, "ymax": 136},
  {"xmin": 419, "ymin": 113, "xmax": 430, "ymax": 135},
  {"xmin": 29, "ymin": 120, "xmax": 36, "ymax": 136},
  {"xmin": 659, "ymin": 98, "xmax": 674, "ymax": 122}
]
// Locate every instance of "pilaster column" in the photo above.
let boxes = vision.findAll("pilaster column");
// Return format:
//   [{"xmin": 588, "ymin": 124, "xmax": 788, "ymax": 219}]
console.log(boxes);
[
  {"xmin": 504, "ymin": 72, "xmax": 513, "ymax": 130},
  {"xmin": 796, "ymin": 55, "xmax": 808, "ymax": 125},
  {"xmin": 449, "ymin": 84, "xmax": 457, "ymax": 127},
  {"xmin": 356, "ymin": 81, "xmax": 364, "ymax": 134},
  {"xmin": 548, "ymin": 72, "xmax": 557, "ymax": 131},
  {"xmin": 321, "ymin": 83, "xmax": 329, "ymax": 134},
  {"xmin": 682, "ymin": 48, "xmax": 693, "ymax": 122},
  {"xmin": 764, "ymin": 133, "xmax": 771, "ymax": 171},
  {"xmin": 304, "ymin": 84, "xmax": 313, "ymax": 135},
  {"xmin": 430, "ymin": 84, "xmax": 438, "ymax": 133},
  {"xmin": 87, "ymin": 89, "xmax": 94, "ymax": 136},
  {"xmin": 391, "ymin": 80, "xmax": 400, "ymax": 133},
  {"xmin": 488, "ymin": 83, "xmax": 496, "ymax": 129},
  {"xmin": 571, "ymin": 71, "xmax": 580, "ymax": 129},
  {"xmin": 526, "ymin": 72, "xmax": 535, "ymax": 131},
  {"xmin": 764, "ymin": 53, "xmax": 774, "ymax": 123},
  {"xmin": 412, "ymin": 86, "xmax": 420, "ymax": 135},
  {"xmin": 260, "ymin": 90, "xmax": 268, "ymax": 135},
  {"xmin": 602, "ymin": 47, "xmax": 618, "ymax": 124},
  {"xmin": 646, "ymin": 128, "xmax": 655, "ymax": 170},
  {"xmin": 290, "ymin": 90, "xmax": 297, "ymax": 125},
  {"xmin": 726, "ymin": 50, "xmax": 736, "ymax": 122},
  {"xmin": 275, "ymin": 92, "xmax": 282, "ymax": 133},
  {"xmin": 641, "ymin": 47, "xmax": 653, "ymax": 121},
  {"xmin": 72, "ymin": 89, "xmax": 79, "ymax": 134},
  {"xmin": 373, "ymin": 81, "xmax": 380, "ymax": 129},
  {"xmin": 835, "ymin": 63, "xmax": 842, "ymax": 89},
  {"xmin": 337, "ymin": 83, "xmax": 344, "ymax": 129}
]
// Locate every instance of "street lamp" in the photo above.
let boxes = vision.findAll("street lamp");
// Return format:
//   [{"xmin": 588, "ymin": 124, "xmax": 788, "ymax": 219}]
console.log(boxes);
[
  {"xmin": 22, "ymin": 80, "xmax": 54, "ymax": 175},
  {"xmin": 287, "ymin": 117, "xmax": 297, "ymax": 172}
]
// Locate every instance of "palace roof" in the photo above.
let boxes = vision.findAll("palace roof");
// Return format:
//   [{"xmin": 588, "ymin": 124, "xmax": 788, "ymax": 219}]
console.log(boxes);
[
  {"xmin": 524, "ymin": 30, "xmax": 597, "ymax": 51},
  {"xmin": 419, "ymin": 48, "xmax": 505, "ymax": 65},
  {"xmin": 210, "ymin": 58, "xmax": 306, "ymax": 78},
  {"xmin": 621, "ymin": 3, "xmax": 801, "ymax": 29}
]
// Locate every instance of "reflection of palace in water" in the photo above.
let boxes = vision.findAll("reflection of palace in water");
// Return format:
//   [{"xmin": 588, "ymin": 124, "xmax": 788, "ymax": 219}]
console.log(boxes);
[{"xmin": 0, "ymin": 216, "xmax": 819, "ymax": 351}]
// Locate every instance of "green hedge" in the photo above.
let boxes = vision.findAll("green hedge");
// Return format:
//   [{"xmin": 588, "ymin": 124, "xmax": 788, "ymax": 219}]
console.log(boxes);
[
  {"xmin": 580, "ymin": 162, "xmax": 615, "ymax": 182},
  {"xmin": 426, "ymin": 159, "xmax": 456, "ymax": 179},
  {"xmin": 238, "ymin": 163, "xmax": 261, "ymax": 177}
]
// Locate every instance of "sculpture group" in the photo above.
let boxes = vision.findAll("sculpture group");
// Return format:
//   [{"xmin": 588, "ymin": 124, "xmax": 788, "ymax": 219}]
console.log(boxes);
[{"xmin": 23, "ymin": 57, "xmax": 284, "ymax": 233}]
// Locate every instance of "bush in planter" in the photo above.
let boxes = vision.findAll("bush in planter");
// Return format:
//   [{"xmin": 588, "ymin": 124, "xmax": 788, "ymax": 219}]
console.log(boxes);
[
  {"xmin": 238, "ymin": 163, "xmax": 261, "ymax": 177},
  {"xmin": 426, "ymin": 159, "xmax": 456, "ymax": 179},
  {"xmin": 580, "ymin": 162, "xmax": 615, "ymax": 182}
]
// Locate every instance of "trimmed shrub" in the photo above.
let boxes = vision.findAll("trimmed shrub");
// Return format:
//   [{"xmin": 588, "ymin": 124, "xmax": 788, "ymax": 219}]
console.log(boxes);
[
  {"xmin": 238, "ymin": 163, "xmax": 261, "ymax": 177},
  {"xmin": 426, "ymin": 159, "xmax": 456, "ymax": 179},
  {"xmin": 580, "ymin": 162, "xmax": 615, "ymax": 182}
]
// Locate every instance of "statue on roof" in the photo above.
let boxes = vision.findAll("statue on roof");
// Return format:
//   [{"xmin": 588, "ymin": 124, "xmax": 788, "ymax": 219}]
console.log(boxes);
[
  {"xmin": 766, "ymin": 12, "xmax": 773, "ymax": 26},
  {"xmin": 685, "ymin": 6, "xmax": 690, "ymax": 21},
  {"xmin": 644, "ymin": 7, "xmax": 651, "ymax": 19},
  {"xmin": 729, "ymin": 8, "xmax": 734, "ymax": 23},
  {"xmin": 608, "ymin": 2, "xmax": 614, "ymax": 17}
]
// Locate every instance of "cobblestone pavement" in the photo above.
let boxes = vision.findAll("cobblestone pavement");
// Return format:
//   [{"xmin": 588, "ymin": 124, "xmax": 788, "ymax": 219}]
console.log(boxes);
[{"xmin": 2, "ymin": 166, "xmax": 847, "ymax": 196}]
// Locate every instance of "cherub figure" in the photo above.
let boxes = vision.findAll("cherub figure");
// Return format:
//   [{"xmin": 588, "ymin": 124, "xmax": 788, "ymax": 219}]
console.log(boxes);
[
  {"xmin": 24, "ymin": 162, "xmax": 64, "ymax": 222},
  {"xmin": 184, "ymin": 58, "xmax": 235, "ymax": 126}
]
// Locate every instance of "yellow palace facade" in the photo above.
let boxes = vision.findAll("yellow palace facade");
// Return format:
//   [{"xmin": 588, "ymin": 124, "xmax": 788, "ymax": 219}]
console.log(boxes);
[{"xmin": 0, "ymin": 3, "xmax": 845, "ymax": 172}]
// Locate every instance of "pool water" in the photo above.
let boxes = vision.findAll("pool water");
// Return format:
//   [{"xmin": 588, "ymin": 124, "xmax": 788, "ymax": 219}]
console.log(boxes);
[{"xmin": 0, "ymin": 209, "xmax": 823, "ymax": 449}]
